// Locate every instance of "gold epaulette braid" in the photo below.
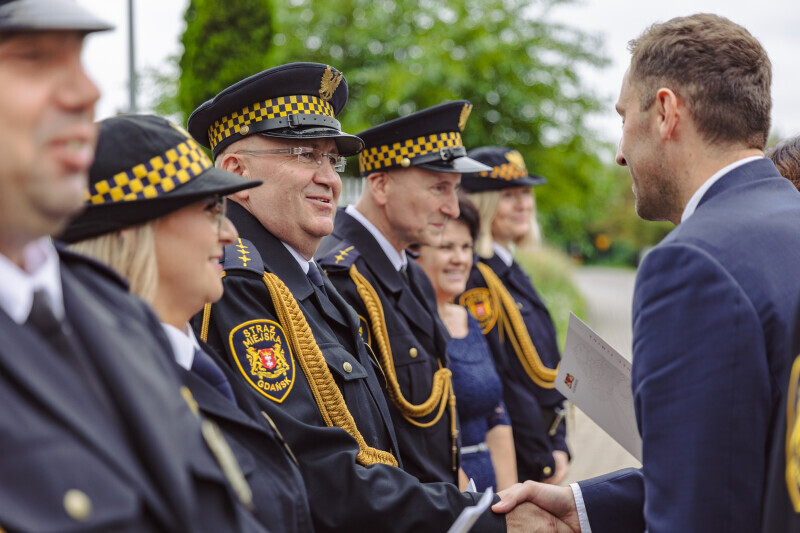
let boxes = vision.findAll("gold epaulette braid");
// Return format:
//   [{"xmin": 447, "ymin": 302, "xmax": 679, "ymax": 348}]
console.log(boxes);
[
  {"xmin": 476, "ymin": 262, "xmax": 558, "ymax": 389},
  {"xmin": 261, "ymin": 272, "xmax": 397, "ymax": 467},
  {"xmin": 787, "ymin": 353, "xmax": 800, "ymax": 511},
  {"xmin": 349, "ymin": 264, "xmax": 459, "ymax": 471}
]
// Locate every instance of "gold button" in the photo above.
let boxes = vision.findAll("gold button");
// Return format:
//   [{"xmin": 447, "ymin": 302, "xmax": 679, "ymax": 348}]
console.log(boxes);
[
  {"xmin": 401, "ymin": 157, "xmax": 411, "ymax": 167},
  {"xmin": 343, "ymin": 362, "xmax": 353, "ymax": 373},
  {"xmin": 63, "ymin": 489, "xmax": 92, "ymax": 521},
  {"xmin": 239, "ymin": 124, "xmax": 250, "ymax": 136},
  {"xmin": 542, "ymin": 466, "xmax": 552, "ymax": 477},
  {"xmin": 409, "ymin": 347, "xmax": 418, "ymax": 358},
  {"xmin": 516, "ymin": 301, "xmax": 523, "ymax": 310}
]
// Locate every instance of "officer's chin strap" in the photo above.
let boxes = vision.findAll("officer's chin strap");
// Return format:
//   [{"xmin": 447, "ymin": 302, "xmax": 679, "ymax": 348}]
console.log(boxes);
[
  {"xmin": 350, "ymin": 264, "xmax": 459, "ymax": 472},
  {"xmin": 261, "ymin": 272, "xmax": 398, "ymax": 468},
  {"xmin": 476, "ymin": 262, "xmax": 558, "ymax": 389}
]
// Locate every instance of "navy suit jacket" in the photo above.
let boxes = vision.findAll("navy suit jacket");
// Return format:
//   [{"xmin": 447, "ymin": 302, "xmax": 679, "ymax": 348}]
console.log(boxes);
[
  {"xmin": 0, "ymin": 247, "xmax": 265, "ymax": 532},
  {"xmin": 580, "ymin": 159, "xmax": 800, "ymax": 533}
]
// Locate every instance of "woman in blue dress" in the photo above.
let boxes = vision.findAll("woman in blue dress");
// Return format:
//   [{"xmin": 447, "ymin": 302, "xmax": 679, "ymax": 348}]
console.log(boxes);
[{"xmin": 413, "ymin": 198, "xmax": 517, "ymax": 492}]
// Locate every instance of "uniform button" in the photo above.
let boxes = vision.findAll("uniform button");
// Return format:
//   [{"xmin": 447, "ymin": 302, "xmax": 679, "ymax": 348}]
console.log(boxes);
[
  {"xmin": 239, "ymin": 124, "xmax": 250, "ymax": 136},
  {"xmin": 343, "ymin": 362, "xmax": 353, "ymax": 373},
  {"xmin": 63, "ymin": 489, "xmax": 92, "ymax": 521},
  {"xmin": 542, "ymin": 466, "xmax": 552, "ymax": 477},
  {"xmin": 409, "ymin": 347, "xmax": 418, "ymax": 358},
  {"xmin": 516, "ymin": 301, "xmax": 523, "ymax": 310}
]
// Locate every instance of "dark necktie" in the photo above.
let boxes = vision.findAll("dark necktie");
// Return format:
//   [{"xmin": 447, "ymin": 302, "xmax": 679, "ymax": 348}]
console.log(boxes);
[
  {"xmin": 399, "ymin": 265, "xmax": 410, "ymax": 285},
  {"xmin": 192, "ymin": 348, "xmax": 237, "ymax": 405},
  {"xmin": 307, "ymin": 262, "xmax": 328, "ymax": 297},
  {"xmin": 26, "ymin": 288, "xmax": 63, "ymax": 339}
]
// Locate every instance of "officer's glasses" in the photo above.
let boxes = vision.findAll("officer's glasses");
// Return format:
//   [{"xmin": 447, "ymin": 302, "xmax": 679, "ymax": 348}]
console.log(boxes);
[{"xmin": 235, "ymin": 147, "xmax": 346, "ymax": 173}]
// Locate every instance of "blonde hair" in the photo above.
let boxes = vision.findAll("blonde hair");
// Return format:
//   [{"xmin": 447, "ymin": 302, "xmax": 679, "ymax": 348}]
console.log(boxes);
[
  {"xmin": 465, "ymin": 189, "xmax": 541, "ymax": 259},
  {"xmin": 69, "ymin": 223, "xmax": 159, "ymax": 303}
]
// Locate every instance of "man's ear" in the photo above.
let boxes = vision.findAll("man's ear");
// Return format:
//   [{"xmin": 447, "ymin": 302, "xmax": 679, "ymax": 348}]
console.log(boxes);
[
  {"xmin": 367, "ymin": 171, "xmax": 391, "ymax": 207},
  {"xmin": 218, "ymin": 153, "xmax": 252, "ymax": 201},
  {"xmin": 655, "ymin": 87, "xmax": 681, "ymax": 141}
]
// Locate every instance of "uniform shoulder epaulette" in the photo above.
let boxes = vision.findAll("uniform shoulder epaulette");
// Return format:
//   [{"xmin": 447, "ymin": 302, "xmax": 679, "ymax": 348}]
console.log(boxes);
[
  {"xmin": 222, "ymin": 238, "xmax": 264, "ymax": 276},
  {"xmin": 318, "ymin": 240, "xmax": 360, "ymax": 270}
]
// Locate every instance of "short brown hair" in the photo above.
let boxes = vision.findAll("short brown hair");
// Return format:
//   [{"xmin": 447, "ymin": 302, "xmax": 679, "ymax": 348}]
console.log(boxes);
[
  {"xmin": 628, "ymin": 13, "xmax": 771, "ymax": 149},
  {"xmin": 767, "ymin": 136, "xmax": 800, "ymax": 191}
]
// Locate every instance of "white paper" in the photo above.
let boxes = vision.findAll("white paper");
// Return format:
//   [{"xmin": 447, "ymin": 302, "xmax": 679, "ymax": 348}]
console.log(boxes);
[
  {"xmin": 556, "ymin": 313, "xmax": 642, "ymax": 461},
  {"xmin": 447, "ymin": 488, "xmax": 494, "ymax": 533}
]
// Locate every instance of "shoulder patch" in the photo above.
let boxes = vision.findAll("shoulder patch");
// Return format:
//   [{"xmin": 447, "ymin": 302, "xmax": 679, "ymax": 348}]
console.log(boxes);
[
  {"xmin": 357, "ymin": 314, "xmax": 372, "ymax": 347},
  {"xmin": 319, "ymin": 240, "xmax": 360, "ymax": 269},
  {"xmin": 229, "ymin": 319, "xmax": 296, "ymax": 403},
  {"xmin": 223, "ymin": 238, "xmax": 264, "ymax": 276},
  {"xmin": 459, "ymin": 287, "xmax": 498, "ymax": 334}
]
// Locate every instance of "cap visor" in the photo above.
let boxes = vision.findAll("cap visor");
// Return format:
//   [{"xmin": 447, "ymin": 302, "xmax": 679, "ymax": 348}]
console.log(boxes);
[
  {"xmin": 260, "ymin": 128, "xmax": 364, "ymax": 156},
  {"xmin": 418, "ymin": 155, "xmax": 493, "ymax": 174},
  {"xmin": 0, "ymin": 0, "xmax": 113, "ymax": 32}
]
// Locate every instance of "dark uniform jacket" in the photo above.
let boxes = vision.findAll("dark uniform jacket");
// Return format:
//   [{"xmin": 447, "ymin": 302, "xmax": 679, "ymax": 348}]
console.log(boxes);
[
  {"xmin": 194, "ymin": 203, "xmax": 505, "ymax": 533},
  {"xmin": 0, "ymin": 246, "xmax": 266, "ymax": 533},
  {"xmin": 761, "ymin": 298, "xmax": 800, "ymax": 533},
  {"xmin": 462, "ymin": 254, "xmax": 568, "ymax": 481},
  {"xmin": 175, "ymin": 339, "xmax": 314, "ymax": 533},
  {"xmin": 318, "ymin": 208, "xmax": 459, "ymax": 485}
]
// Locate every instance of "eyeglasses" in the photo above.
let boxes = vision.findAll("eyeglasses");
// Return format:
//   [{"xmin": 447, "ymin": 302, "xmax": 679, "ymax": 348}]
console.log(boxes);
[
  {"xmin": 203, "ymin": 195, "xmax": 228, "ymax": 233},
  {"xmin": 235, "ymin": 147, "xmax": 346, "ymax": 172}
]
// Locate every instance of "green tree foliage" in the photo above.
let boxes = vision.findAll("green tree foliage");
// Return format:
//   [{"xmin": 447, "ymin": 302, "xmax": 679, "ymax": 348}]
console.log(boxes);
[
  {"xmin": 174, "ymin": 0, "xmax": 664, "ymax": 256},
  {"xmin": 177, "ymin": 0, "xmax": 274, "ymax": 120}
]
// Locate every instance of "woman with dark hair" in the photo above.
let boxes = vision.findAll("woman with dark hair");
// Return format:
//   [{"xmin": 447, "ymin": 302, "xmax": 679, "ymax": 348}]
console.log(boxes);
[
  {"xmin": 60, "ymin": 114, "xmax": 313, "ymax": 532},
  {"xmin": 412, "ymin": 198, "xmax": 516, "ymax": 492}
]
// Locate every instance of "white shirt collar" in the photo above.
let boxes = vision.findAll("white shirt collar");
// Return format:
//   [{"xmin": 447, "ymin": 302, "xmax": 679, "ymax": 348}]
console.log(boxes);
[
  {"xmin": 0, "ymin": 238, "xmax": 64, "ymax": 324},
  {"xmin": 161, "ymin": 322, "xmax": 200, "ymax": 370},
  {"xmin": 281, "ymin": 242, "xmax": 311, "ymax": 274},
  {"xmin": 492, "ymin": 242, "xmax": 514, "ymax": 267},
  {"xmin": 680, "ymin": 156, "xmax": 763, "ymax": 223},
  {"xmin": 345, "ymin": 204, "xmax": 408, "ymax": 271}
]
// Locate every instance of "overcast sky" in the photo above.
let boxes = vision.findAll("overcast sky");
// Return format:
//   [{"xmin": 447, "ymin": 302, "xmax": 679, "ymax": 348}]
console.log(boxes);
[{"xmin": 77, "ymin": 0, "xmax": 800, "ymax": 145}]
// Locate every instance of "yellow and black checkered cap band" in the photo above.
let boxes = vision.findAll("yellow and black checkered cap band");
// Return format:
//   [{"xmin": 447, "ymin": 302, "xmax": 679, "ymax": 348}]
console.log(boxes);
[
  {"xmin": 208, "ymin": 95, "xmax": 336, "ymax": 151},
  {"xmin": 359, "ymin": 131, "xmax": 463, "ymax": 174},
  {"xmin": 85, "ymin": 138, "xmax": 212, "ymax": 205},
  {"xmin": 476, "ymin": 162, "xmax": 529, "ymax": 182}
]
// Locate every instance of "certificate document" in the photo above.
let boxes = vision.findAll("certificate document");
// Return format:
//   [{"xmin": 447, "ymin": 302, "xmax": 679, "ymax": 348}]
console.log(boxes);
[{"xmin": 556, "ymin": 313, "xmax": 642, "ymax": 461}]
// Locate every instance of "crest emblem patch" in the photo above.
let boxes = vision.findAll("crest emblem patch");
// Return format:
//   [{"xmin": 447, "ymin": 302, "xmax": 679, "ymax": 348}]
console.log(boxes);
[
  {"xmin": 357, "ymin": 315, "xmax": 372, "ymax": 348},
  {"xmin": 458, "ymin": 103, "xmax": 472, "ymax": 132},
  {"xmin": 319, "ymin": 65, "xmax": 343, "ymax": 102},
  {"xmin": 459, "ymin": 287, "xmax": 497, "ymax": 334},
  {"xmin": 229, "ymin": 319, "xmax": 295, "ymax": 403}
]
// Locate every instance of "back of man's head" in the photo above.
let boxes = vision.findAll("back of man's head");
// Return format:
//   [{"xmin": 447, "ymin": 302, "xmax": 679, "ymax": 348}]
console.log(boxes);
[{"xmin": 628, "ymin": 13, "xmax": 771, "ymax": 151}]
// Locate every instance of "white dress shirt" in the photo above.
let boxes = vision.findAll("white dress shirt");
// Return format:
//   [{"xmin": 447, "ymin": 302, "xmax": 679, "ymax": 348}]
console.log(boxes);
[
  {"xmin": 161, "ymin": 322, "xmax": 201, "ymax": 370},
  {"xmin": 492, "ymin": 242, "xmax": 514, "ymax": 267},
  {"xmin": 345, "ymin": 205, "xmax": 407, "ymax": 272},
  {"xmin": 680, "ymin": 156, "xmax": 763, "ymax": 223},
  {"xmin": 0, "ymin": 237, "xmax": 64, "ymax": 324}
]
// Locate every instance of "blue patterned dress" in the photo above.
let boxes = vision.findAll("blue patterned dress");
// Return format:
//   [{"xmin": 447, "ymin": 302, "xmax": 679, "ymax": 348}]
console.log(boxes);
[{"xmin": 448, "ymin": 314, "xmax": 510, "ymax": 491}]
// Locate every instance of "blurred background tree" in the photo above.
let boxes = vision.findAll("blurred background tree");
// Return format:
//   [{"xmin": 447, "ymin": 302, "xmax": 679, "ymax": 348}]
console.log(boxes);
[{"xmin": 165, "ymin": 0, "xmax": 668, "ymax": 267}]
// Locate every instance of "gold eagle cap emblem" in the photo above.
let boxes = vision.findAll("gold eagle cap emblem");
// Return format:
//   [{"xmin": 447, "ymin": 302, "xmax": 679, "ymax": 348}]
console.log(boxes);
[
  {"xmin": 505, "ymin": 150, "xmax": 528, "ymax": 173},
  {"xmin": 319, "ymin": 65, "xmax": 343, "ymax": 102},
  {"xmin": 458, "ymin": 103, "xmax": 472, "ymax": 132}
]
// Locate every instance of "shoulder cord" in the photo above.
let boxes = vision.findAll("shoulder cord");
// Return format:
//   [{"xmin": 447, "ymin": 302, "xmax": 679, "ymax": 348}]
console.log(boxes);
[
  {"xmin": 200, "ymin": 272, "xmax": 397, "ymax": 467},
  {"xmin": 476, "ymin": 262, "xmax": 558, "ymax": 389},
  {"xmin": 349, "ymin": 264, "xmax": 459, "ymax": 472},
  {"xmin": 786, "ymin": 354, "xmax": 800, "ymax": 511}
]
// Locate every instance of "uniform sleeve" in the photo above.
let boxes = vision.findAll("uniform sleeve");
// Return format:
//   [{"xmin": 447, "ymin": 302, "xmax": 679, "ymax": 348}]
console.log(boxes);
[
  {"xmin": 631, "ymin": 243, "xmax": 770, "ymax": 533},
  {"xmin": 488, "ymin": 402, "xmax": 511, "ymax": 429}
]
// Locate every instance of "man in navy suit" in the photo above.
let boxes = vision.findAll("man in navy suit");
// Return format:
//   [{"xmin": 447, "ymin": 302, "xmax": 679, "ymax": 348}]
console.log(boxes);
[{"xmin": 492, "ymin": 13, "xmax": 800, "ymax": 533}]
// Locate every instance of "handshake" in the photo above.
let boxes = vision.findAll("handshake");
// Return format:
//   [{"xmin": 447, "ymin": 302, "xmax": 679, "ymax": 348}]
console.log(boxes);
[{"xmin": 493, "ymin": 481, "xmax": 581, "ymax": 533}]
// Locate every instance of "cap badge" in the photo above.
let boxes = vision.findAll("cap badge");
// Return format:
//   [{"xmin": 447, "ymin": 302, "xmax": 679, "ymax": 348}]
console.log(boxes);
[
  {"xmin": 505, "ymin": 150, "xmax": 527, "ymax": 173},
  {"xmin": 458, "ymin": 103, "xmax": 472, "ymax": 132},
  {"xmin": 319, "ymin": 65, "xmax": 343, "ymax": 102}
]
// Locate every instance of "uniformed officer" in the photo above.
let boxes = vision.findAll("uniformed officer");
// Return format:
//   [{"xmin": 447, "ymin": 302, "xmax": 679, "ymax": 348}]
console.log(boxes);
[
  {"xmin": 459, "ymin": 146, "xmax": 570, "ymax": 483},
  {"xmin": 59, "ymin": 114, "xmax": 314, "ymax": 533},
  {"xmin": 317, "ymin": 101, "xmax": 492, "ymax": 484},
  {"xmin": 0, "ymin": 2, "xmax": 269, "ymax": 531},
  {"xmin": 188, "ymin": 64, "xmax": 546, "ymax": 532}
]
